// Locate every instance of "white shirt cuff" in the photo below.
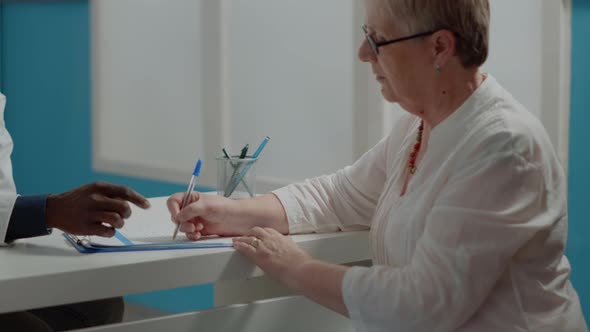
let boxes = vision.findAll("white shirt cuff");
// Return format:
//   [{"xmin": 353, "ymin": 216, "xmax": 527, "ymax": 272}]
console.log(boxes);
[
  {"xmin": 343, "ymin": 266, "xmax": 374, "ymax": 332},
  {"xmin": 272, "ymin": 186, "xmax": 316, "ymax": 234}
]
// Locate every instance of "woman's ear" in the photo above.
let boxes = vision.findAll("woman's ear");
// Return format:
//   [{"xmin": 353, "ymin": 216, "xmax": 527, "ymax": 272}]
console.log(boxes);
[{"xmin": 431, "ymin": 29, "xmax": 457, "ymax": 67}]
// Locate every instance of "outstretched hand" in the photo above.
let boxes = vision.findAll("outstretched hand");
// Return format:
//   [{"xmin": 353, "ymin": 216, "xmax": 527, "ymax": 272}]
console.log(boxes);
[{"xmin": 46, "ymin": 182, "xmax": 150, "ymax": 237}]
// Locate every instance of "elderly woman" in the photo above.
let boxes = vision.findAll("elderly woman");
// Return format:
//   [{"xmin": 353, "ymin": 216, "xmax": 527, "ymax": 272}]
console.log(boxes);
[{"xmin": 168, "ymin": 0, "xmax": 587, "ymax": 331}]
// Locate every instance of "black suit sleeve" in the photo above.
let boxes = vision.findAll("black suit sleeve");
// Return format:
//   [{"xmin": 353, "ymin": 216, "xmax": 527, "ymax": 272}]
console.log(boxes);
[{"xmin": 5, "ymin": 195, "xmax": 52, "ymax": 243}]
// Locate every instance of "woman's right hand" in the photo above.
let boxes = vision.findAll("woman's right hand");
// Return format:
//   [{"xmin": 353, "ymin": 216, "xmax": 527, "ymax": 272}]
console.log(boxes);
[{"xmin": 167, "ymin": 192, "xmax": 249, "ymax": 240}]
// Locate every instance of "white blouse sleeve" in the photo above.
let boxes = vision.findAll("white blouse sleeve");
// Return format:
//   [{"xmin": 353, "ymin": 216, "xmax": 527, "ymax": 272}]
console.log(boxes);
[
  {"xmin": 342, "ymin": 132, "xmax": 562, "ymax": 331},
  {"xmin": 272, "ymin": 137, "xmax": 389, "ymax": 234},
  {"xmin": 272, "ymin": 115, "xmax": 413, "ymax": 234}
]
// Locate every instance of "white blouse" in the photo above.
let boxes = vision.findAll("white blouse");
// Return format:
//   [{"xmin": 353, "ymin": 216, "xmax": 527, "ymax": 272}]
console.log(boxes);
[
  {"xmin": 273, "ymin": 76, "xmax": 588, "ymax": 332},
  {"xmin": 0, "ymin": 93, "xmax": 18, "ymax": 243}
]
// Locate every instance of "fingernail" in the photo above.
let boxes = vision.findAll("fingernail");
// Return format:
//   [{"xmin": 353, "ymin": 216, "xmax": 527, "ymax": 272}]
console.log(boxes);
[
  {"xmin": 196, "ymin": 223, "xmax": 204, "ymax": 231},
  {"xmin": 180, "ymin": 223, "xmax": 195, "ymax": 233}
]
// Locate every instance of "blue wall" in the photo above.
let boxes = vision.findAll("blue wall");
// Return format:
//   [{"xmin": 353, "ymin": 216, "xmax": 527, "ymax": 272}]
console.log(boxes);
[
  {"xmin": 568, "ymin": 0, "xmax": 590, "ymax": 321},
  {"xmin": 0, "ymin": 0, "xmax": 212, "ymax": 313}
]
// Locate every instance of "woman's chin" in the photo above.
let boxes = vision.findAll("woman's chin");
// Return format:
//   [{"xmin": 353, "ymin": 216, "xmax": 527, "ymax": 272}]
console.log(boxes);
[{"xmin": 380, "ymin": 88, "xmax": 397, "ymax": 103}]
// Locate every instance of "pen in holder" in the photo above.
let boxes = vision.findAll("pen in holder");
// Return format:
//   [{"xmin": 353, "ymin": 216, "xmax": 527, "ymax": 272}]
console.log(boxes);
[{"xmin": 217, "ymin": 156, "xmax": 258, "ymax": 199}]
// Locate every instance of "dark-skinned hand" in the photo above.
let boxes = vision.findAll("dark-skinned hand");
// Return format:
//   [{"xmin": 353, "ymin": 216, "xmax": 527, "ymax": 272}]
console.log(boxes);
[{"xmin": 46, "ymin": 182, "xmax": 151, "ymax": 237}]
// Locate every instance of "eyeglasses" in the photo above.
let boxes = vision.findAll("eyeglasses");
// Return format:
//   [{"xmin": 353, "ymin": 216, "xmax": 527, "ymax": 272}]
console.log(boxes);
[{"xmin": 362, "ymin": 24, "xmax": 438, "ymax": 56}]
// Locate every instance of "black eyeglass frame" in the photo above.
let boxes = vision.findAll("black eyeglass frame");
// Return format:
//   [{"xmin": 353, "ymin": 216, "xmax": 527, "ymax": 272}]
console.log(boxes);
[{"xmin": 362, "ymin": 24, "xmax": 439, "ymax": 56}]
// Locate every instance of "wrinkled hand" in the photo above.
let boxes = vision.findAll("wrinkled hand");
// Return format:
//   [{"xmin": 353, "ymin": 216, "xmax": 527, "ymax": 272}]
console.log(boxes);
[
  {"xmin": 167, "ymin": 191, "xmax": 247, "ymax": 241},
  {"xmin": 46, "ymin": 182, "xmax": 150, "ymax": 237},
  {"xmin": 233, "ymin": 227, "xmax": 312, "ymax": 286}
]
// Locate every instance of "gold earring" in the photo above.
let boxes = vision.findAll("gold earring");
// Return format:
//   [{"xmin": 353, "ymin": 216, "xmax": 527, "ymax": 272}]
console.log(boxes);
[{"xmin": 435, "ymin": 65, "xmax": 442, "ymax": 74}]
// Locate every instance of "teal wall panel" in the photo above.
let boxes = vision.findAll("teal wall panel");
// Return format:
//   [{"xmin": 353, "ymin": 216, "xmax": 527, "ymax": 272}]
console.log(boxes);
[{"xmin": 568, "ymin": 0, "xmax": 590, "ymax": 321}]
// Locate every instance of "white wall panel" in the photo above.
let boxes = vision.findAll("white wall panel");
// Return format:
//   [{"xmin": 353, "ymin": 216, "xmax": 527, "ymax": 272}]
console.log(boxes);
[
  {"xmin": 92, "ymin": 0, "xmax": 570, "ymax": 188},
  {"xmin": 92, "ymin": 0, "xmax": 221, "ymax": 186},
  {"xmin": 485, "ymin": 0, "xmax": 544, "ymax": 117},
  {"xmin": 224, "ymin": 0, "xmax": 358, "ymax": 187},
  {"xmin": 488, "ymin": 0, "xmax": 570, "ymax": 168}
]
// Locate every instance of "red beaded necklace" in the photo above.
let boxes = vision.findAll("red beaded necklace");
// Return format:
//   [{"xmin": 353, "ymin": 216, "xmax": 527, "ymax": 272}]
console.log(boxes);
[{"xmin": 408, "ymin": 120, "xmax": 424, "ymax": 174}]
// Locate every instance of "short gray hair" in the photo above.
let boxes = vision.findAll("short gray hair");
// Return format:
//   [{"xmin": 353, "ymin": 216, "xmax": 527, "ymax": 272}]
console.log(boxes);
[{"xmin": 377, "ymin": 0, "xmax": 490, "ymax": 68}]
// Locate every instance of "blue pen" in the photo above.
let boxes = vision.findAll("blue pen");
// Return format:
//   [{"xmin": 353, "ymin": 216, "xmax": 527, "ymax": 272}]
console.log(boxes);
[
  {"xmin": 172, "ymin": 159, "xmax": 202, "ymax": 240},
  {"xmin": 224, "ymin": 136, "xmax": 270, "ymax": 197}
]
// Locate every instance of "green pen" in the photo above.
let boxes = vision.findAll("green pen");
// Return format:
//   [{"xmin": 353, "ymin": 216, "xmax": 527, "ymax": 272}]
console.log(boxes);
[{"xmin": 239, "ymin": 144, "xmax": 249, "ymax": 159}]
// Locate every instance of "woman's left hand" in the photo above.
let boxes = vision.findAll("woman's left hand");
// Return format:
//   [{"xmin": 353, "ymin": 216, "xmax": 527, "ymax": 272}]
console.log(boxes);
[{"xmin": 233, "ymin": 227, "xmax": 312, "ymax": 288}]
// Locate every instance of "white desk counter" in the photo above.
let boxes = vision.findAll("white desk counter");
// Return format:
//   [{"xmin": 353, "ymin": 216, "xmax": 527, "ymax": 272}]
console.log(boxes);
[{"xmin": 0, "ymin": 197, "xmax": 370, "ymax": 317}]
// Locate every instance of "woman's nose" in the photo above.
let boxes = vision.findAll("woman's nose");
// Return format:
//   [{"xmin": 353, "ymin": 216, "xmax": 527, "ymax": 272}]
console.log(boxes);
[{"xmin": 358, "ymin": 39, "xmax": 376, "ymax": 63}]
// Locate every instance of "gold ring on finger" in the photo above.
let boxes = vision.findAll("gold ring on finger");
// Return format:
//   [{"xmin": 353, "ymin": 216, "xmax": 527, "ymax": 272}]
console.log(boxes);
[{"xmin": 250, "ymin": 237, "xmax": 260, "ymax": 249}]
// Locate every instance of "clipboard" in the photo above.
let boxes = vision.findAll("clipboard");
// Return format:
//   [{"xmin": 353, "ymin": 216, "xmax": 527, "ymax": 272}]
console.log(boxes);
[
  {"xmin": 63, "ymin": 232, "xmax": 233, "ymax": 253},
  {"xmin": 62, "ymin": 196, "xmax": 235, "ymax": 254}
]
